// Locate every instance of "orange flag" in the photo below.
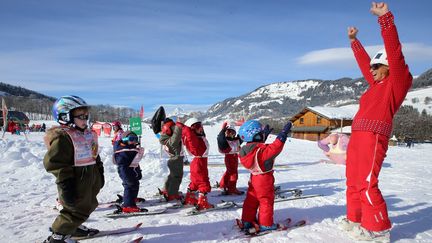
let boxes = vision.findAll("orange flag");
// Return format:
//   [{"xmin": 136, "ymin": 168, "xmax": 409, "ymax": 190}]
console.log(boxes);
[{"xmin": 139, "ymin": 105, "xmax": 144, "ymax": 120}]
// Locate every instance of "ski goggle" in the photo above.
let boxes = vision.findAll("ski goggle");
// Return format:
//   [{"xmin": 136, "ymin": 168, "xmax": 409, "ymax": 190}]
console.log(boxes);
[
  {"xmin": 73, "ymin": 114, "xmax": 89, "ymax": 120},
  {"xmin": 122, "ymin": 135, "xmax": 139, "ymax": 143},
  {"xmin": 370, "ymin": 64, "xmax": 383, "ymax": 70}
]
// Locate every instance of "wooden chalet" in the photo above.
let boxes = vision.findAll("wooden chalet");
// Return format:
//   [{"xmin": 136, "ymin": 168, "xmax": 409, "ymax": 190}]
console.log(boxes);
[{"xmin": 289, "ymin": 106, "xmax": 357, "ymax": 141}]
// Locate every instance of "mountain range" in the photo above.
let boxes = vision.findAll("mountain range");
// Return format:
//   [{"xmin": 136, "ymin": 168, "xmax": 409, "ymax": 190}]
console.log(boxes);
[
  {"xmin": 203, "ymin": 68, "xmax": 432, "ymax": 122},
  {"xmin": 1, "ymin": 68, "xmax": 432, "ymax": 122}
]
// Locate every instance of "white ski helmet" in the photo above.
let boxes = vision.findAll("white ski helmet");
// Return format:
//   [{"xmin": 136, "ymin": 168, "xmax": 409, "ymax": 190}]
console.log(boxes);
[
  {"xmin": 185, "ymin": 117, "xmax": 200, "ymax": 127},
  {"xmin": 370, "ymin": 49, "xmax": 388, "ymax": 66},
  {"xmin": 226, "ymin": 122, "xmax": 237, "ymax": 132}
]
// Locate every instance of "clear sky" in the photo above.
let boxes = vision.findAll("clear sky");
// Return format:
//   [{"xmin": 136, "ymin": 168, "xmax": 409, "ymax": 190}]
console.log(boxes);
[{"xmin": 1, "ymin": 0, "xmax": 432, "ymax": 114}]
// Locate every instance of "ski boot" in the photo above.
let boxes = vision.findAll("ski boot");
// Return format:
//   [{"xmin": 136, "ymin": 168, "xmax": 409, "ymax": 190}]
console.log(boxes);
[
  {"xmin": 338, "ymin": 217, "xmax": 360, "ymax": 232},
  {"xmin": 43, "ymin": 232, "xmax": 76, "ymax": 243},
  {"xmin": 114, "ymin": 194, "xmax": 145, "ymax": 204},
  {"xmin": 236, "ymin": 219, "xmax": 254, "ymax": 232},
  {"xmin": 247, "ymin": 223, "xmax": 278, "ymax": 234},
  {"xmin": 182, "ymin": 189, "xmax": 198, "ymax": 206},
  {"xmin": 121, "ymin": 206, "xmax": 148, "ymax": 213},
  {"xmin": 72, "ymin": 225, "xmax": 99, "ymax": 237},
  {"xmin": 349, "ymin": 225, "xmax": 390, "ymax": 243},
  {"xmin": 165, "ymin": 193, "xmax": 183, "ymax": 202},
  {"xmin": 196, "ymin": 193, "xmax": 214, "ymax": 210}
]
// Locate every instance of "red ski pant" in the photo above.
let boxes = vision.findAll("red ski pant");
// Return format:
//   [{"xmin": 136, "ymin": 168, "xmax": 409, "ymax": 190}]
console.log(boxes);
[
  {"xmin": 188, "ymin": 157, "xmax": 211, "ymax": 193},
  {"xmin": 346, "ymin": 131, "xmax": 391, "ymax": 231},
  {"xmin": 219, "ymin": 153, "xmax": 239, "ymax": 191},
  {"xmin": 241, "ymin": 172, "xmax": 275, "ymax": 227}
]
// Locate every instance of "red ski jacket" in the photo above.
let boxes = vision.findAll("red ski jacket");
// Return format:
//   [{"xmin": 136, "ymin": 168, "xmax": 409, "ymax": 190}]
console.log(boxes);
[{"xmin": 351, "ymin": 12, "xmax": 412, "ymax": 137}]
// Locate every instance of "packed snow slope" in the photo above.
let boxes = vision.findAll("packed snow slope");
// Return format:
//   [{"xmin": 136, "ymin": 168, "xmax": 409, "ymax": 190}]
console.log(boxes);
[{"xmin": 0, "ymin": 123, "xmax": 431, "ymax": 242}]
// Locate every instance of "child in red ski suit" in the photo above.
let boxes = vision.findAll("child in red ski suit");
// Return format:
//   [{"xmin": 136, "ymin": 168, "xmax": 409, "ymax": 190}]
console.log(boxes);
[
  {"xmin": 342, "ymin": 2, "xmax": 412, "ymax": 241},
  {"xmin": 181, "ymin": 117, "xmax": 214, "ymax": 210},
  {"xmin": 217, "ymin": 121, "xmax": 243, "ymax": 195},
  {"xmin": 238, "ymin": 120, "xmax": 292, "ymax": 232}
]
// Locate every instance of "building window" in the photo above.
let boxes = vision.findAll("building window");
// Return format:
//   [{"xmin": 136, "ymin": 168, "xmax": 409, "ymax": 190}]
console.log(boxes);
[
  {"xmin": 300, "ymin": 118, "xmax": 304, "ymax": 124},
  {"xmin": 317, "ymin": 116, "xmax": 321, "ymax": 124}
]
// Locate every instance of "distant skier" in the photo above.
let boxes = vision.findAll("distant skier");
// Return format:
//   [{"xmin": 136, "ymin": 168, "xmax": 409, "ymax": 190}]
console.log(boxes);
[
  {"xmin": 217, "ymin": 121, "xmax": 243, "ymax": 195},
  {"xmin": 43, "ymin": 95, "xmax": 104, "ymax": 243},
  {"xmin": 158, "ymin": 117, "xmax": 185, "ymax": 201},
  {"xmin": 113, "ymin": 131, "xmax": 145, "ymax": 213},
  {"xmin": 111, "ymin": 120, "xmax": 124, "ymax": 145},
  {"xmin": 181, "ymin": 117, "xmax": 214, "ymax": 210},
  {"xmin": 237, "ymin": 120, "xmax": 292, "ymax": 233},
  {"xmin": 341, "ymin": 2, "xmax": 413, "ymax": 242},
  {"xmin": 317, "ymin": 133, "xmax": 349, "ymax": 165}
]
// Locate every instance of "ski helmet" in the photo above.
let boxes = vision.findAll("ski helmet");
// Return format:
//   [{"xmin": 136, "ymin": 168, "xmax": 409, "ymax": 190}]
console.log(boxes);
[
  {"xmin": 226, "ymin": 122, "xmax": 237, "ymax": 132},
  {"xmin": 370, "ymin": 49, "xmax": 388, "ymax": 66},
  {"xmin": 113, "ymin": 121, "xmax": 122, "ymax": 127},
  {"xmin": 238, "ymin": 120, "xmax": 263, "ymax": 142},
  {"xmin": 121, "ymin": 131, "xmax": 139, "ymax": 143},
  {"xmin": 185, "ymin": 117, "xmax": 200, "ymax": 127},
  {"xmin": 52, "ymin": 95, "xmax": 89, "ymax": 125}
]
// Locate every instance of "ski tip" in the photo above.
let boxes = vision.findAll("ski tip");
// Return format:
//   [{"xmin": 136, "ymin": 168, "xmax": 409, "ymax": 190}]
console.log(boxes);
[
  {"xmin": 131, "ymin": 236, "xmax": 143, "ymax": 243},
  {"xmin": 136, "ymin": 223, "xmax": 143, "ymax": 228},
  {"xmin": 294, "ymin": 220, "xmax": 307, "ymax": 227}
]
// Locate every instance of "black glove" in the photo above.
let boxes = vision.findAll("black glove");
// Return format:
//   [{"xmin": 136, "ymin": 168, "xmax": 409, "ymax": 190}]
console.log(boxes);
[
  {"xmin": 277, "ymin": 121, "xmax": 292, "ymax": 143},
  {"xmin": 97, "ymin": 162, "xmax": 105, "ymax": 189},
  {"xmin": 262, "ymin": 124, "xmax": 273, "ymax": 140},
  {"xmin": 59, "ymin": 178, "xmax": 75, "ymax": 207}
]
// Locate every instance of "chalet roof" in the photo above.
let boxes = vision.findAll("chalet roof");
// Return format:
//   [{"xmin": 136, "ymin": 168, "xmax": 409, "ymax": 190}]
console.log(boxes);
[
  {"xmin": 291, "ymin": 126, "xmax": 328, "ymax": 133},
  {"xmin": 330, "ymin": 126, "xmax": 352, "ymax": 134},
  {"xmin": 291, "ymin": 105, "xmax": 358, "ymax": 121}
]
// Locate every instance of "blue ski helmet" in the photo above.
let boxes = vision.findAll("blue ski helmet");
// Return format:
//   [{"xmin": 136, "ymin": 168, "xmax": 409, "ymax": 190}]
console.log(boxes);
[
  {"xmin": 238, "ymin": 120, "xmax": 263, "ymax": 142},
  {"xmin": 53, "ymin": 95, "xmax": 89, "ymax": 125}
]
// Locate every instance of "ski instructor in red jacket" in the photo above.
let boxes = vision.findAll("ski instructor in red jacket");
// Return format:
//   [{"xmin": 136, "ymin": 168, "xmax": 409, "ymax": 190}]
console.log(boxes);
[{"xmin": 340, "ymin": 2, "xmax": 412, "ymax": 242}]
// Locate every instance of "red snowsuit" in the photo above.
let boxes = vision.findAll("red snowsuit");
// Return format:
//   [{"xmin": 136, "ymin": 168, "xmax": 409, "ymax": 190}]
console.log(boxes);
[
  {"xmin": 182, "ymin": 126, "xmax": 211, "ymax": 193},
  {"xmin": 217, "ymin": 129, "xmax": 241, "ymax": 192},
  {"xmin": 347, "ymin": 11, "xmax": 412, "ymax": 231},
  {"xmin": 239, "ymin": 138, "xmax": 284, "ymax": 227}
]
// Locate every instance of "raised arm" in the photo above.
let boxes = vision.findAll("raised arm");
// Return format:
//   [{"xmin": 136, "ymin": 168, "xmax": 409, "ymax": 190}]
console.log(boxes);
[
  {"xmin": 373, "ymin": 2, "xmax": 412, "ymax": 99},
  {"xmin": 348, "ymin": 27, "xmax": 375, "ymax": 85}
]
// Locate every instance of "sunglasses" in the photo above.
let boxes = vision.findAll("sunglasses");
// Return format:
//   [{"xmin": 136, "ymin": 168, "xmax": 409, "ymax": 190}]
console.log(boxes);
[
  {"xmin": 370, "ymin": 64, "xmax": 383, "ymax": 70},
  {"xmin": 74, "ymin": 114, "xmax": 89, "ymax": 120},
  {"xmin": 122, "ymin": 135, "xmax": 139, "ymax": 143}
]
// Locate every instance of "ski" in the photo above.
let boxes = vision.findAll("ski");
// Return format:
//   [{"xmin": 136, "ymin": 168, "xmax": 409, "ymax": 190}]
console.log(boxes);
[
  {"xmin": 275, "ymin": 188, "xmax": 303, "ymax": 197},
  {"xmin": 131, "ymin": 236, "xmax": 143, "ymax": 243},
  {"xmin": 211, "ymin": 190, "xmax": 245, "ymax": 197},
  {"xmin": 246, "ymin": 219, "xmax": 306, "ymax": 237},
  {"xmin": 223, "ymin": 193, "xmax": 323, "ymax": 208},
  {"xmin": 165, "ymin": 203, "xmax": 196, "ymax": 209},
  {"xmin": 274, "ymin": 193, "xmax": 323, "ymax": 202},
  {"xmin": 71, "ymin": 223, "xmax": 142, "ymax": 240},
  {"xmin": 185, "ymin": 201, "xmax": 236, "ymax": 216}
]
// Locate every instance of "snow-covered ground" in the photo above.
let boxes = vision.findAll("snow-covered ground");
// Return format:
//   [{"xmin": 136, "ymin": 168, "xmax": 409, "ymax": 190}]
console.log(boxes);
[{"xmin": 0, "ymin": 122, "xmax": 431, "ymax": 242}]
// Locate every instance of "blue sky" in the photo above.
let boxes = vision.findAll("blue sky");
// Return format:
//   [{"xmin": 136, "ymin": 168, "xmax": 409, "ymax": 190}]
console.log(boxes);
[{"xmin": 1, "ymin": 0, "xmax": 432, "ymax": 115}]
